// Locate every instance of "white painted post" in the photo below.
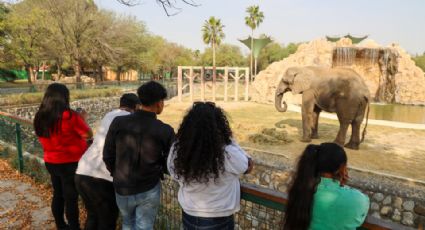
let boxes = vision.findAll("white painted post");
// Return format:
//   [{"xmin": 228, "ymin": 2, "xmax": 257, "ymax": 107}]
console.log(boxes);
[
  {"xmin": 189, "ymin": 67, "xmax": 194, "ymax": 102},
  {"xmin": 201, "ymin": 67, "xmax": 205, "ymax": 101},
  {"xmin": 245, "ymin": 67, "xmax": 249, "ymax": 101},
  {"xmin": 178, "ymin": 66, "xmax": 182, "ymax": 102},
  {"xmin": 234, "ymin": 67, "xmax": 239, "ymax": 102},
  {"xmin": 224, "ymin": 67, "xmax": 228, "ymax": 102}
]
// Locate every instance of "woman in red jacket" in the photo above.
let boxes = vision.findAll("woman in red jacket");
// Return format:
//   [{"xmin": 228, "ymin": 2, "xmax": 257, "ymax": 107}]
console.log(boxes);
[{"xmin": 34, "ymin": 83, "xmax": 92, "ymax": 230}]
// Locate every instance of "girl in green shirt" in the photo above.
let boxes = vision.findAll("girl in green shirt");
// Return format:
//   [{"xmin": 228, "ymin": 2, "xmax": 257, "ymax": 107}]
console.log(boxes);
[{"xmin": 283, "ymin": 143, "xmax": 369, "ymax": 230}]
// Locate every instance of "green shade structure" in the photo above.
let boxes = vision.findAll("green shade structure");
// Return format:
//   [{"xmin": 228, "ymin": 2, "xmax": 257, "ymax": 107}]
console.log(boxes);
[
  {"xmin": 326, "ymin": 34, "xmax": 368, "ymax": 44},
  {"xmin": 239, "ymin": 36, "xmax": 273, "ymax": 59}
]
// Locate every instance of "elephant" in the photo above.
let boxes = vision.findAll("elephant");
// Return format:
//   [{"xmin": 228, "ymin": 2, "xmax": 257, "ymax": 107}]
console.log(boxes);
[{"xmin": 275, "ymin": 66, "xmax": 370, "ymax": 150}]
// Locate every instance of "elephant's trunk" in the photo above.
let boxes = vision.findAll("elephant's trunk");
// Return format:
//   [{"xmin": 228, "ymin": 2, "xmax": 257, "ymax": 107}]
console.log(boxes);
[{"xmin": 275, "ymin": 90, "xmax": 288, "ymax": 112}]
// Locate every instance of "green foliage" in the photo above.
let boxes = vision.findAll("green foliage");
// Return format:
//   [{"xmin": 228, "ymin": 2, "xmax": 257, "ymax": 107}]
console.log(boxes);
[
  {"xmin": 245, "ymin": 5, "xmax": 264, "ymax": 31},
  {"xmin": 257, "ymin": 42, "xmax": 299, "ymax": 72},
  {"xmin": 413, "ymin": 54, "xmax": 425, "ymax": 73},
  {"xmin": 0, "ymin": 68, "xmax": 18, "ymax": 82},
  {"xmin": 202, "ymin": 16, "xmax": 225, "ymax": 68},
  {"xmin": 202, "ymin": 17, "xmax": 225, "ymax": 46},
  {"xmin": 199, "ymin": 44, "xmax": 246, "ymax": 67}
]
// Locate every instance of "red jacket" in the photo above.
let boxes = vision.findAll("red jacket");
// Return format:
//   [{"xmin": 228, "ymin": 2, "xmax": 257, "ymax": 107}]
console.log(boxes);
[{"xmin": 39, "ymin": 110, "xmax": 90, "ymax": 164}]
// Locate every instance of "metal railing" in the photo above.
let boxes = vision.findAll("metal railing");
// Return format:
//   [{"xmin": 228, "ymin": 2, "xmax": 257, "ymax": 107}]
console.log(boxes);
[{"xmin": 0, "ymin": 111, "xmax": 416, "ymax": 230}]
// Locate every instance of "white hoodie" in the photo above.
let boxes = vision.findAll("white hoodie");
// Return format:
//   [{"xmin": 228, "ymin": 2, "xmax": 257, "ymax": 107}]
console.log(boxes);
[{"xmin": 167, "ymin": 140, "xmax": 249, "ymax": 217}]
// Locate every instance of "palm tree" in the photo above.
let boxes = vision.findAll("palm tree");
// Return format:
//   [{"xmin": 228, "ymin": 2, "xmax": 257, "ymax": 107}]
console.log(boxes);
[
  {"xmin": 202, "ymin": 16, "xmax": 225, "ymax": 101},
  {"xmin": 245, "ymin": 5, "xmax": 264, "ymax": 78}
]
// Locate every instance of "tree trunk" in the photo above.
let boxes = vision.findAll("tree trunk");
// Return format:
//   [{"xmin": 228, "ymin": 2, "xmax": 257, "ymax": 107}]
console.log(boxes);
[
  {"xmin": 25, "ymin": 64, "xmax": 33, "ymax": 84},
  {"xmin": 250, "ymin": 30, "xmax": 254, "ymax": 80},
  {"xmin": 212, "ymin": 42, "xmax": 216, "ymax": 101},
  {"xmin": 41, "ymin": 61, "xmax": 46, "ymax": 80},
  {"xmin": 254, "ymin": 58, "xmax": 257, "ymax": 77},
  {"xmin": 33, "ymin": 65, "xmax": 38, "ymax": 83},
  {"xmin": 98, "ymin": 65, "xmax": 103, "ymax": 82},
  {"xmin": 56, "ymin": 62, "xmax": 62, "ymax": 80},
  {"xmin": 74, "ymin": 59, "xmax": 82, "ymax": 83},
  {"xmin": 116, "ymin": 66, "xmax": 122, "ymax": 82}
]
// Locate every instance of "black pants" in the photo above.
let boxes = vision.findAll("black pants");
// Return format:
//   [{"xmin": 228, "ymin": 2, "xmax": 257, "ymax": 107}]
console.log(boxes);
[
  {"xmin": 45, "ymin": 162, "xmax": 80, "ymax": 230},
  {"xmin": 75, "ymin": 174, "xmax": 118, "ymax": 230}
]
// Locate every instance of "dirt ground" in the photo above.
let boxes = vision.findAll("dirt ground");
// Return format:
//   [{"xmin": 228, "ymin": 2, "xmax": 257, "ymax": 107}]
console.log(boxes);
[{"xmin": 160, "ymin": 101, "xmax": 425, "ymax": 181}]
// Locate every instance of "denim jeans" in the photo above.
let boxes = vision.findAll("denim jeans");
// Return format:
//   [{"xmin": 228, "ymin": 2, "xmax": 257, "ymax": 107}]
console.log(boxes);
[
  {"xmin": 182, "ymin": 211, "xmax": 234, "ymax": 230},
  {"xmin": 115, "ymin": 182, "xmax": 161, "ymax": 230}
]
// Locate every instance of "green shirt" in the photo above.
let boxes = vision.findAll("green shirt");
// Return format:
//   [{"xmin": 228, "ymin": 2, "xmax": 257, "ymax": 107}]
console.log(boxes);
[{"xmin": 310, "ymin": 177, "xmax": 370, "ymax": 230}]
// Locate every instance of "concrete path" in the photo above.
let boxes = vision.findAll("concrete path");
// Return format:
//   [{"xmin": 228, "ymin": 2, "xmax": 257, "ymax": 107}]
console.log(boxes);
[{"xmin": 0, "ymin": 159, "xmax": 55, "ymax": 229}]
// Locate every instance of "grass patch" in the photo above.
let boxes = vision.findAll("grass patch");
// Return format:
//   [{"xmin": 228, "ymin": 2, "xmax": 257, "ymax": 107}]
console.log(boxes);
[
  {"xmin": 0, "ymin": 80, "xmax": 31, "ymax": 88},
  {"xmin": 0, "ymin": 87, "xmax": 123, "ymax": 106}
]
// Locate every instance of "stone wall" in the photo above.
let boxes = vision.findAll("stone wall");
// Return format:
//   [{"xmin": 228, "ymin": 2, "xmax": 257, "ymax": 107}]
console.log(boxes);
[
  {"xmin": 251, "ymin": 38, "xmax": 425, "ymax": 105},
  {"xmin": 2, "ymin": 97, "xmax": 120, "ymax": 128}
]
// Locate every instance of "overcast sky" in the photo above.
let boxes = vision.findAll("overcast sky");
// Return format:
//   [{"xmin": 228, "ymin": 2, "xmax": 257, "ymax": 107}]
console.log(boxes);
[{"xmin": 95, "ymin": 0, "xmax": 425, "ymax": 55}]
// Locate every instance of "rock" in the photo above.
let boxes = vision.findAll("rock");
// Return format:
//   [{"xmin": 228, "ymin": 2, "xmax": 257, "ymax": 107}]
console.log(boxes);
[
  {"xmin": 251, "ymin": 38, "xmax": 425, "ymax": 105},
  {"xmin": 372, "ymin": 193, "xmax": 384, "ymax": 202},
  {"xmin": 370, "ymin": 202, "xmax": 380, "ymax": 211},
  {"xmin": 403, "ymin": 200, "xmax": 415, "ymax": 211},
  {"xmin": 394, "ymin": 197, "xmax": 403, "ymax": 210},
  {"xmin": 392, "ymin": 209, "xmax": 402, "ymax": 222},
  {"xmin": 371, "ymin": 211, "xmax": 381, "ymax": 219},
  {"xmin": 414, "ymin": 204, "xmax": 425, "ymax": 216},
  {"xmin": 402, "ymin": 212, "xmax": 414, "ymax": 226},
  {"xmin": 382, "ymin": 196, "xmax": 392, "ymax": 205},
  {"xmin": 380, "ymin": 206, "xmax": 392, "ymax": 216}
]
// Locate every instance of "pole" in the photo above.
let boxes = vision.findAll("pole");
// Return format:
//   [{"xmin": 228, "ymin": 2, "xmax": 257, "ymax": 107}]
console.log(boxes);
[
  {"xmin": 177, "ymin": 66, "xmax": 182, "ymax": 102},
  {"xmin": 15, "ymin": 123, "xmax": 24, "ymax": 173}
]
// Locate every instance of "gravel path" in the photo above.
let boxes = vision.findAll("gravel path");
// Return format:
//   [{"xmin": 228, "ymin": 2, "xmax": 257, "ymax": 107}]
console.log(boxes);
[{"xmin": 0, "ymin": 159, "xmax": 55, "ymax": 229}]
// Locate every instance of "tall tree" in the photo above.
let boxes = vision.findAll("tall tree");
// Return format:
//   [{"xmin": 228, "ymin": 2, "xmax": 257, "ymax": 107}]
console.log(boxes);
[
  {"xmin": 3, "ymin": 0, "xmax": 48, "ymax": 83},
  {"xmin": 202, "ymin": 16, "xmax": 225, "ymax": 81},
  {"xmin": 245, "ymin": 5, "xmax": 264, "ymax": 77},
  {"xmin": 44, "ymin": 0, "xmax": 98, "ymax": 83}
]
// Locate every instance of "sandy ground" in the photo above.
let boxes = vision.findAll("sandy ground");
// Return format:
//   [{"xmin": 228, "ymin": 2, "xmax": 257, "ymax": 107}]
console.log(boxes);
[{"xmin": 160, "ymin": 100, "xmax": 425, "ymax": 181}]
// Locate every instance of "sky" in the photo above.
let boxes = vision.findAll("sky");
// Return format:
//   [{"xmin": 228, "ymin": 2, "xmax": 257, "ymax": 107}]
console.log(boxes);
[{"xmin": 95, "ymin": 0, "xmax": 425, "ymax": 55}]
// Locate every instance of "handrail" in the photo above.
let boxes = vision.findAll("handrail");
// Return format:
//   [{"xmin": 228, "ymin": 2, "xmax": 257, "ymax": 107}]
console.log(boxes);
[
  {"xmin": 0, "ymin": 111, "xmax": 418, "ymax": 230},
  {"xmin": 0, "ymin": 111, "xmax": 33, "ymax": 126}
]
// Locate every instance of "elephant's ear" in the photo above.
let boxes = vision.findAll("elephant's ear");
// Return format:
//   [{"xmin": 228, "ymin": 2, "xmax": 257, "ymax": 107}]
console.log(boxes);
[{"xmin": 292, "ymin": 72, "xmax": 313, "ymax": 94}]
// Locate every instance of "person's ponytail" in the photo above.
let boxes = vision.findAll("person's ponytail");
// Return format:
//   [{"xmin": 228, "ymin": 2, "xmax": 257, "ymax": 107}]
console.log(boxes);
[{"xmin": 283, "ymin": 144, "xmax": 321, "ymax": 230}]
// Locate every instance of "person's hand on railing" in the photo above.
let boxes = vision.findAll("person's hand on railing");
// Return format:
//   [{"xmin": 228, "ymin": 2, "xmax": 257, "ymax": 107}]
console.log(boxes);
[{"xmin": 245, "ymin": 157, "xmax": 254, "ymax": 174}]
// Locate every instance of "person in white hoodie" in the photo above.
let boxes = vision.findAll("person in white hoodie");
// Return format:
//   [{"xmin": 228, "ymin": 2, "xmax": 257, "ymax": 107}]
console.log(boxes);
[
  {"xmin": 75, "ymin": 93, "xmax": 140, "ymax": 230},
  {"xmin": 167, "ymin": 101, "xmax": 253, "ymax": 230}
]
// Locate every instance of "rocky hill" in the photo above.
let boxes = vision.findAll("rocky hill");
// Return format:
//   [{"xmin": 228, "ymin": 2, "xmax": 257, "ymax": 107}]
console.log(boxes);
[{"xmin": 251, "ymin": 38, "xmax": 425, "ymax": 105}]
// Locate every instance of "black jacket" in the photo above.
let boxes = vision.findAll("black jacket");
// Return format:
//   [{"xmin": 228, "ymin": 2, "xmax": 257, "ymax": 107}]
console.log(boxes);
[{"xmin": 103, "ymin": 110, "xmax": 175, "ymax": 195}]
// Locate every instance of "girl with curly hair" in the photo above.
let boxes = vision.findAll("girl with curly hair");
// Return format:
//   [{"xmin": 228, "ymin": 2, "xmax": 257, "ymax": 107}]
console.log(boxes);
[{"xmin": 167, "ymin": 101, "xmax": 253, "ymax": 230}]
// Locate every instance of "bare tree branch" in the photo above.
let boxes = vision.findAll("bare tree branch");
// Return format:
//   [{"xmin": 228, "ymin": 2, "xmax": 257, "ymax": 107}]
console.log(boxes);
[{"xmin": 116, "ymin": 0, "xmax": 199, "ymax": 16}]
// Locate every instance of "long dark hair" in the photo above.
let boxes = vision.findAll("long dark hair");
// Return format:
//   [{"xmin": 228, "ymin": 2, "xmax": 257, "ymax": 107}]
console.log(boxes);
[
  {"xmin": 34, "ymin": 83, "xmax": 70, "ymax": 137},
  {"xmin": 283, "ymin": 143, "xmax": 347, "ymax": 230},
  {"xmin": 173, "ymin": 102, "xmax": 233, "ymax": 184}
]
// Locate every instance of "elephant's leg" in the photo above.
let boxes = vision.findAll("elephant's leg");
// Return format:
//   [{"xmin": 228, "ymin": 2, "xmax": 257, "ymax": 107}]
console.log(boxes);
[
  {"xmin": 334, "ymin": 100, "xmax": 353, "ymax": 146},
  {"xmin": 311, "ymin": 106, "xmax": 321, "ymax": 139},
  {"xmin": 345, "ymin": 103, "xmax": 367, "ymax": 150},
  {"xmin": 301, "ymin": 91, "xmax": 315, "ymax": 143},
  {"xmin": 334, "ymin": 121, "xmax": 350, "ymax": 147}
]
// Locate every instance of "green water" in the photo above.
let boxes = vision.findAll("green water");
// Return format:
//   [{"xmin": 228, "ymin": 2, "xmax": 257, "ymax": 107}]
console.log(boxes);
[{"xmin": 369, "ymin": 104, "xmax": 425, "ymax": 124}]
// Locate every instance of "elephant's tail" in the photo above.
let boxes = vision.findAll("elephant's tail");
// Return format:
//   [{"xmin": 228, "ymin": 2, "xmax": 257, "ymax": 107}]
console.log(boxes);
[{"xmin": 360, "ymin": 97, "xmax": 370, "ymax": 143}]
